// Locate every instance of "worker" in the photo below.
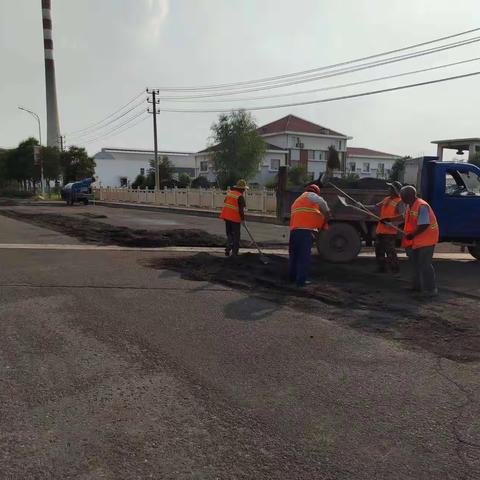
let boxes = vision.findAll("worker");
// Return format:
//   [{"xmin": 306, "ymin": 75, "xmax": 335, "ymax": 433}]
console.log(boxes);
[
  {"xmin": 373, "ymin": 180, "xmax": 404, "ymax": 275},
  {"xmin": 219, "ymin": 179, "xmax": 248, "ymax": 257},
  {"xmin": 289, "ymin": 184, "xmax": 331, "ymax": 287},
  {"xmin": 400, "ymin": 185, "xmax": 439, "ymax": 297}
]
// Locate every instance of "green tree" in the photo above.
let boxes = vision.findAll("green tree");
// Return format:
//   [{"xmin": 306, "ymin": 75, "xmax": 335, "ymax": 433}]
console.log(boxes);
[
  {"xmin": 146, "ymin": 156, "xmax": 174, "ymax": 189},
  {"xmin": 60, "ymin": 146, "xmax": 95, "ymax": 183},
  {"xmin": 41, "ymin": 146, "xmax": 61, "ymax": 187},
  {"xmin": 327, "ymin": 145, "xmax": 341, "ymax": 175},
  {"xmin": 288, "ymin": 165, "xmax": 311, "ymax": 186},
  {"xmin": 132, "ymin": 174, "xmax": 147, "ymax": 189},
  {"xmin": 177, "ymin": 173, "xmax": 191, "ymax": 188},
  {"xmin": 389, "ymin": 157, "xmax": 409, "ymax": 181},
  {"xmin": 191, "ymin": 176, "xmax": 210, "ymax": 189},
  {"xmin": 211, "ymin": 110, "xmax": 266, "ymax": 189},
  {"xmin": 5, "ymin": 137, "xmax": 39, "ymax": 190}
]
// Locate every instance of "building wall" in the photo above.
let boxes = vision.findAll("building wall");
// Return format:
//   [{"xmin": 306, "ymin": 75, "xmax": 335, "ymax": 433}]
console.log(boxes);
[
  {"xmin": 346, "ymin": 155, "xmax": 399, "ymax": 179},
  {"xmin": 94, "ymin": 149, "xmax": 195, "ymax": 187}
]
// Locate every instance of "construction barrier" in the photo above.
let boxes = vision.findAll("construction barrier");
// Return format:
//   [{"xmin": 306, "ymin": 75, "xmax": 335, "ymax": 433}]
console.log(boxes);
[{"xmin": 95, "ymin": 187, "xmax": 277, "ymax": 214}]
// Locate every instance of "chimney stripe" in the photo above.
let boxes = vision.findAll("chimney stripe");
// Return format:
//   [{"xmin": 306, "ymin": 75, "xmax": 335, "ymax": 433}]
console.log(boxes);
[
  {"xmin": 43, "ymin": 29, "xmax": 52, "ymax": 40},
  {"xmin": 43, "ymin": 18, "xmax": 52, "ymax": 29},
  {"xmin": 42, "ymin": 9, "xmax": 51, "ymax": 19}
]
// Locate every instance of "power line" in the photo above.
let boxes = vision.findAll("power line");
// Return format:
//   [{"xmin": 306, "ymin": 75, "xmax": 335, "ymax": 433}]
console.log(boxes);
[
  {"xmin": 159, "ymin": 70, "xmax": 480, "ymax": 113},
  {"xmin": 64, "ymin": 90, "xmax": 145, "ymax": 136},
  {"xmin": 154, "ymin": 27, "xmax": 480, "ymax": 91},
  {"xmin": 156, "ymin": 36, "xmax": 480, "ymax": 99},
  {"xmin": 79, "ymin": 109, "xmax": 147, "ymax": 144},
  {"xmin": 67, "ymin": 99, "xmax": 146, "ymax": 140},
  {"xmin": 160, "ymin": 57, "xmax": 480, "ymax": 103}
]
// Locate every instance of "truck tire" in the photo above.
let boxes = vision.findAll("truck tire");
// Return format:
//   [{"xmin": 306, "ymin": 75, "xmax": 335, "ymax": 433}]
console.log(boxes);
[
  {"xmin": 82, "ymin": 198, "xmax": 89, "ymax": 205},
  {"xmin": 468, "ymin": 245, "xmax": 480, "ymax": 260},
  {"xmin": 317, "ymin": 223, "xmax": 362, "ymax": 263}
]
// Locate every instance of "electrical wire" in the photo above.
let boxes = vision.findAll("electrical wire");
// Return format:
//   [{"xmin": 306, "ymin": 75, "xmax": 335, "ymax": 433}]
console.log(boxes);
[
  {"xmin": 155, "ymin": 36, "xmax": 480, "ymax": 99},
  {"xmin": 154, "ymin": 27, "xmax": 480, "ymax": 91},
  {"xmin": 160, "ymin": 57, "xmax": 480, "ymax": 103},
  {"xmin": 159, "ymin": 70, "xmax": 480, "ymax": 113},
  {"xmin": 67, "ymin": 99, "xmax": 146, "ymax": 140},
  {"xmin": 64, "ymin": 90, "xmax": 145, "ymax": 136}
]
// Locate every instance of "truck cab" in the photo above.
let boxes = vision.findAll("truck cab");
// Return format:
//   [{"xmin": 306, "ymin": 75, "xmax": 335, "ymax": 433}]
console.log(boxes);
[{"xmin": 403, "ymin": 154, "xmax": 480, "ymax": 259}]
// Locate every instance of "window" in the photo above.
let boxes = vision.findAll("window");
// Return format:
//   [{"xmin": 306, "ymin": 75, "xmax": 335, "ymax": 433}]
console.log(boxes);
[
  {"xmin": 200, "ymin": 161, "xmax": 208, "ymax": 172},
  {"xmin": 290, "ymin": 149, "xmax": 300, "ymax": 162},
  {"xmin": 362, "ymin": 162, "xmax": 370, "ymax": 173},
  {"xmin": 308, "ymin": 150, "xmax": 315, "ymax": 160},
  {"xmin": 377, "ymin": 163, "xmax": 385, "ymax": 174},
  {"xmin": 120, "ymin": 177, "xmax": 128, "ymax": 187},
  {"xmin": 445, "ymin": 169, "xmax": 480, "ymax": 196},
  {"xmin": 140, "ymin": 168, "xmax": 145, "ymax": 176},
  {"xmin": 318, "ymin": 151, "xmax": 324, "ymax": 161},
  {"xmin": 270, "ymin": 158, "xmax": 280, "ymax": 171},
  {"xmin": 348, "ymin": 162, "xmax": 356, "ymax": 172}
]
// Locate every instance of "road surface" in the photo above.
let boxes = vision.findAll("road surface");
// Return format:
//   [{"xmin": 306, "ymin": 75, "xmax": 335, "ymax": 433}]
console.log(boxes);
[{"xmin": 0, "ymin": 205, "xmax": 479, "ymax": 479}]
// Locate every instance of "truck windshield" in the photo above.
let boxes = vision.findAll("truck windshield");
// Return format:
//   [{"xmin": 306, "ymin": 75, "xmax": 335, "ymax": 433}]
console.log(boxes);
[{"xmin": 445, "ymin": 169, "xmax": 480, "ymax": 196}]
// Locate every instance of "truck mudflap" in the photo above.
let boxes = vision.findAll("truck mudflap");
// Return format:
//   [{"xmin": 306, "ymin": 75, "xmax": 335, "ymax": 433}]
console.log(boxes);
[{"xmin": 316, "ymin": 223, "xmax": 362, "ymax": 263}]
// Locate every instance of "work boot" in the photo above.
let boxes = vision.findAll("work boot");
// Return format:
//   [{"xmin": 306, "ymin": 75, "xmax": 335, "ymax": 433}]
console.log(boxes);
[{"xmin": 225, "ymin": 247, "xmax": 231, "ymax": 257}]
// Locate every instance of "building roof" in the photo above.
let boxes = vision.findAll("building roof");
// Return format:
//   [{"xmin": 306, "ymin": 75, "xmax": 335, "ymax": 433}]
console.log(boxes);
[
  {"xmin": 257, "ymin": 114, "xmax": 348, "ymax": 138},
  {"xmin": 97, "ymin": 147, "xmax": 194, "ymax": 156},
  {"xmin": 347, "ymin": 147, "xmax": 400, "ymax": 158},
  {"xmin": 197, "ymin": 142, "xmax": 286, "ymax": 154},
  {"xmin": 431, "ymin": 138, "xmax": 480, "ymax": 150}
]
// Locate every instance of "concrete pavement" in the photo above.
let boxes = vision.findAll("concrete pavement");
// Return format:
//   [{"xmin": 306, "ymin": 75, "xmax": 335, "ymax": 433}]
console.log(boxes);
[{"xmin": 0, "ymin": 215, "xmax": 479, "ymax": 479}]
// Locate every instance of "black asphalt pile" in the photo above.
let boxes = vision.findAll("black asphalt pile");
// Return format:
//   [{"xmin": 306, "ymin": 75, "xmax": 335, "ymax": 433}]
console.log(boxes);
[
  {"xmin": 146, "ymin": 253, "xmax": 480, "ymax": 363},
  {"xmin": 0, "ymin": 211, "xmax": 227, "ymax": 248}
]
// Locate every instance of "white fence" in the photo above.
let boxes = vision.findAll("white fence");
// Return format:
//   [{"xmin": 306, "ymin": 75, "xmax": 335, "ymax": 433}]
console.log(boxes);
[{"xmin": 95, "ymin": 187, "xmax": 277, "ymax": 215}]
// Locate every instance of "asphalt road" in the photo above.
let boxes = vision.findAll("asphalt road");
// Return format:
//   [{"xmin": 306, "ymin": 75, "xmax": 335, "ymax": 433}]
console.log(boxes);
[{"xmin": 1, "ymin": 213, "xmax": 479, "ymax": 479}]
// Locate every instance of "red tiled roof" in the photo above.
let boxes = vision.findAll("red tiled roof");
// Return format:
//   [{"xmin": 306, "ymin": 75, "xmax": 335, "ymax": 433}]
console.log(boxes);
[
  {"xmin": 198, "ymin": 142, "xmax": 285, "ymax": 154},
  {"xmin": 347, "ymin": 147, "xmax": 400, "ymax": 158},
  {"xmin": 257, "ymin": 114, "xmax": 348, "ymax": 137}
]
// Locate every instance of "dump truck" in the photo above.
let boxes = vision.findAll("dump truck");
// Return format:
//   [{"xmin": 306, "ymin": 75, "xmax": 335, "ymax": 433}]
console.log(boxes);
[
  {"xmin": 61, "ymin": 177, "xmax": 95, "ymax": 205},
  {"xmin": 278, "ymin": 155, "xmax": 480, "ymax": 262}
]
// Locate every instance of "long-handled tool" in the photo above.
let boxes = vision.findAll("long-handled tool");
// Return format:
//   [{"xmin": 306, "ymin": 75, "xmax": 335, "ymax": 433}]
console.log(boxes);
[
  {"xmin": 243, "ymin": 222, "xmax": 269, "ymax": 265},
  {"xmin": 328, "ymin": 182, "xmax": 373, "ymax": 214},
  {"xmin": 337, "ymin": 196, "xmax": 404, "ymax": 234}
]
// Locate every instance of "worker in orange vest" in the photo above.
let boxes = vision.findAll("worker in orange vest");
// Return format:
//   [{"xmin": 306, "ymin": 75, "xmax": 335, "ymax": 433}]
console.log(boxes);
[
  {"xmin": 400, "ymin": 185, "xmax": 439, "ymax": 297},
  {"xmin": 289, "ymin": 184, "xmax": 331, "ymax": 287},
  {"xmin": 219, "ymin": 179, "xmax": 248, "ymax": 257},
  {"xmin": 372, "ymin": 180, "xmax": 404, "ymax": 275}
]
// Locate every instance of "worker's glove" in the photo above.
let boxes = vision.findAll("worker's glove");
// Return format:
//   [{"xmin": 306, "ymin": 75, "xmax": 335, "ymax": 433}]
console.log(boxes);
[{"xmin": 405, "ymin": 233, "xmax": 415, "ymax": 241}]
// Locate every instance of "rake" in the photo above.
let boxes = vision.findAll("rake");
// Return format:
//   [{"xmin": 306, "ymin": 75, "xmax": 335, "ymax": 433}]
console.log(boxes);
[{"xmin": 243, "ymin": 222, "xmax": 270, "ymax": 265}]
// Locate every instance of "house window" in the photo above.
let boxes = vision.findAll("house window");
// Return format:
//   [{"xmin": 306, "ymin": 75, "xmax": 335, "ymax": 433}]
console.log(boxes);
[
  {"xmin": 348, "ymin": 162, "xmax": 356, "ymax": 172},
  {"xmin": 140, "ymin": 168, "xmax": 145, "ymax": 176},
  {"xmin": 362, "ymin": 162, "xmax": 370, "ymax": 173},
  {"xmin": 290, "ymin": 149, "xmax": 300, "ymax": 162},
  {"xmin": 270, "ymin": 158, "xmax": 280, "ymax": 171},
  {"xmin": 200, "ymin": 161, "xmax": 208, "ymax": 172},
  {"xmin": 377, "ymin": 163, "xmax": 385, "ymax": 177},
  {"xmin": 120, "ymin": 177, "xmax": 128, "ymax": 187},
  {"xmin": 308, "ymin": 150, "xmax": 315, "ymax": 160},
  {"xmin": 318, "ymin": 151, "xmax": 324, "ymax": 161}
]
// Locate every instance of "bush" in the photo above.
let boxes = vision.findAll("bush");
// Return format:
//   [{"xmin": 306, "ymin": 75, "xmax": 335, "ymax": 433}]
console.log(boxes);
[
  {"xmin": 288, "ymin": 166, "xmax": 310, "ymax": 187},
  {"xmin": 178, "ymin": 173, "xmax": 191, "ymax": 188},
  {"xmin": 191, "ymin": 176, "xmax": 211, "ymax": 189},
  {"xmin": 131, "ymin": 174, "xmax": 147, "ymax": 189}
]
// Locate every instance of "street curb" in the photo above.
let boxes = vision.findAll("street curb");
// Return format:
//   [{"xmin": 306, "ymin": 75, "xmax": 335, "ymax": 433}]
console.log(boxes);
[{"xmin": 94, "ymin": 201, "xmax": 284, "ymax": 225}]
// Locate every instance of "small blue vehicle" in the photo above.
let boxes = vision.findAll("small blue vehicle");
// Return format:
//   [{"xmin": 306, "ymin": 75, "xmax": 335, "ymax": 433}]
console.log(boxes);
[{"xmin": 61, "ymin": 177, "xmax": 95, "ymax": 206}]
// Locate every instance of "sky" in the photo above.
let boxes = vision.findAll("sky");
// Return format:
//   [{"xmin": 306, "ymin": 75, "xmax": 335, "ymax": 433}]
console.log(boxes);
[{"xmin": 1, "ymin": 0, "xmax": 480, "ymax": 159}]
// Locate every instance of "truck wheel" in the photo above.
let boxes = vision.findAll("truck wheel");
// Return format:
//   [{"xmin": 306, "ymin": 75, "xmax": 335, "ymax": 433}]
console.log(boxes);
[
  {"xmin": 468, "ymin": 245, "xmax": 480, "ymax": 260},
  {"xmin": 317, "ymin": 223, "xmax": 362, "ymax": 263},
  {"xmin": 82, "ymin": 198, "xmax": 89, "ymax": 205}
]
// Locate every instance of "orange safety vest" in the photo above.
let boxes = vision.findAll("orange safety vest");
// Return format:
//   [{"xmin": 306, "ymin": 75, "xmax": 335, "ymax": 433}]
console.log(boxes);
[
  {"xmin": 290, "ymin": 192, "xmax": 326, "ymax": 231},
  {"xmin": 402, "ymin": 198, "xmax": 439, "ymax": 249},
  {"xmin": 219, "ymin": 190, "xmax": 242, "ymax": 223},
  {"xmin": 376, "ymin": 195, "xmax": 401, "ymax": 235}
]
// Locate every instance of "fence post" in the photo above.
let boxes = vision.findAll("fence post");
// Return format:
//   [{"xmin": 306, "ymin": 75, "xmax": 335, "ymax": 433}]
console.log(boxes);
[
  {"xmin": 137, "ymin": 187, "xmax": 140, "ymax": 203},
  {"xmin": 211, "ymin": 188, "xmax": 215, "ymax": 209},
  {"xmin": 186, "ymin": 187, "xmax": 189, "ymax": 207},
  {"xmin": 262, "ymin": 188, "xmax": 267, "ymax": 213},
  {"xmin": 174, "ymin": 187, "xmax": 177, "ymax": 206}
]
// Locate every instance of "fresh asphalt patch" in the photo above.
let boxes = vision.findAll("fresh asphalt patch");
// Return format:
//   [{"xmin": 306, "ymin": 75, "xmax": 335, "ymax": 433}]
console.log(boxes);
[{"xmin": 143, "ymin": 253, "xmax": 480, "ymax": 363}]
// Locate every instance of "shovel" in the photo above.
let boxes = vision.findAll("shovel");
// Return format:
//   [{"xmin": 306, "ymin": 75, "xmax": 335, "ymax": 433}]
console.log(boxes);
[
  {"xmin": 243, "ymin": 222, "xmax": 270, "ymax": 265},
  {"xmin": 328, "ymin": 182, "xmax": 373, "ymax": 214},
  {"xmin": 337, "ymin": 196, "xmax": 404, "ymax": 235}
]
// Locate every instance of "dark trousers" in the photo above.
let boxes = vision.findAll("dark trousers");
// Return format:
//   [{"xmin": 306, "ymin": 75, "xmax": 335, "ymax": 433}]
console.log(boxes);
[
  {"xmin": 408, "ymin": 246, "xmax": 436, "ymax": 293},
  {"xmin": 375, "ymin": 234, "xmax": 399, "ymax": 273},
  {"xmin": 289, "ymin": 229, "xmax": 313, "ymax": 286},
  {"xmin": 225, "ymin": 220, "xmax": 241, "ymax": 255}
]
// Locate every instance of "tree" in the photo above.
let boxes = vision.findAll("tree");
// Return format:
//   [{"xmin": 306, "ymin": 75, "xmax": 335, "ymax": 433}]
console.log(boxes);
[
  {"xmin": 146, "ymin": 156, "xmax": 174, "ymax": 189},
  {"xmin": 132, "ymin": 174, "xmax": 147, "ymax": 189},
  {"xmin": 389, "ymin": 157, "xmax": 409, "ymax": 181},
  {"xmin": 191, "ymin": 176, "xmax": 210, "ymax": 189},
  {"xmin": 177, "ymin": 173, "xmax": 191, "ymax": 188},
  {"xmin": 288, "ymin": 165, "xmax": 311, "ymax": 186},
  {"xmin": 210, "ymin": 110, "xmax": 266, "ymax": 189},
  {"xmin": 327, "ymin": 145, "xmax": 341, "ymax": 175},
  {"xmin": 41, "ymin": 146, "xmax": 61, "ymax": 187},
  {"xmin": 60, "ymin": 146, "xmax": 95, "ymax": 183}
]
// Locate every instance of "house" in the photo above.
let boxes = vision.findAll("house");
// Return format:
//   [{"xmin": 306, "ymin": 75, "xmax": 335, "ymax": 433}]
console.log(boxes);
[
  {"xmin": 346, "ymin": 147, "xmax": 402, "ymax": 179},
  {"xmin": 194, "ymin": 114, "xmax": 350, "ymax": 186},
  {"xmin": 94, "ymin": 147, "xmax": 196, "ymax": 187}
]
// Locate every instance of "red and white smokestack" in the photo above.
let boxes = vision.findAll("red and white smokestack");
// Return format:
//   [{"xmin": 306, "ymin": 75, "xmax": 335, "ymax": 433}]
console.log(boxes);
[{"xmin": 42, "ymin": 0, "xmax": 61, "ymax": 148}]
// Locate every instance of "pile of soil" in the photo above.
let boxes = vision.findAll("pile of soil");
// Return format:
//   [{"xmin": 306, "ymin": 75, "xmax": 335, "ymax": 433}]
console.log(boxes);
[
  {"xmin": 77, "ymin": 212, "xmax": 108, "ymax": 219},
  {"xmin": 0, "ymin": 211, "xmax": 227, "ymax": 248},
  {"xmin": 0, "ymin": 199, "xmax": 19, "ymax": 207},
  {"xmin": 145, "ymin": 253, "xmax": 480, "ymax": 363}
]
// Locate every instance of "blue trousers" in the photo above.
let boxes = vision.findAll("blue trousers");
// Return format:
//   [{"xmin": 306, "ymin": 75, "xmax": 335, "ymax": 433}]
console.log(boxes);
[{"xmin": 289, "ymin": 229, "xmax": 313, "ymax": 286}]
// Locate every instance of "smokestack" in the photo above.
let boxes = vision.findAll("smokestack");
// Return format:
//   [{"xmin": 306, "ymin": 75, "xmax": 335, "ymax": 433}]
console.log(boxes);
[{"xmin": 42, "ymin": 0, "xmax": 61, "ymax": 147}]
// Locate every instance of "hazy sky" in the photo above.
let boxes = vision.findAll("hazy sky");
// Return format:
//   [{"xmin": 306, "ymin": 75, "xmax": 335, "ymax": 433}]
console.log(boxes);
[{"xmin": 1, "ymin": 0, "xmax": 480, "ymax": 159}]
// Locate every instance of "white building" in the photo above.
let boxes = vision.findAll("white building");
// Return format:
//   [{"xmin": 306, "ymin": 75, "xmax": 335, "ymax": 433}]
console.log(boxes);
[
  {"xmin": 94, "ymin": 148, "xmax": 195, "ymax": 187},
  {"xmin": 346, "ymin": 147, "xmax": 402, "ymax": 179},
  {"xmin": 194, "ymin": 114, "xmax": 350, "ymax": 185}
]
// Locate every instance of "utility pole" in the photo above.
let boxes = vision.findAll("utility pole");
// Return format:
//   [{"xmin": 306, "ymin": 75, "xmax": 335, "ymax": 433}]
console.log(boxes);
[{"xmin": 147, "ymin": 88, "xmax": 160, "ymax": 190}]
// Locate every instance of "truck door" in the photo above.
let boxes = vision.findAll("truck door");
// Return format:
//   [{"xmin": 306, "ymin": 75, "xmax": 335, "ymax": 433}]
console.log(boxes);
[{"xmin": 432, "ymin": 164, "xmax": 480, "ymax": 240}]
